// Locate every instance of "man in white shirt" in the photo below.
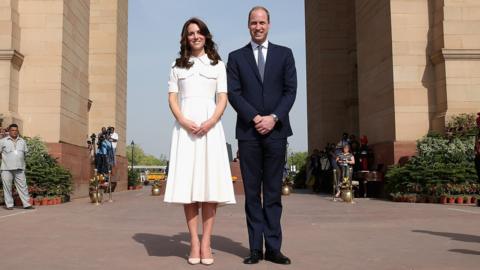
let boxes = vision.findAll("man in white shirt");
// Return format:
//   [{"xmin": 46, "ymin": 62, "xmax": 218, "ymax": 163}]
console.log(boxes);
[
  {"xmin": 0, "ymin": 124, "xmax": 34, "ymax": 210},
  {"xmin": 108, "ymin": 126, "xmax": 119, "ymax": 152}
]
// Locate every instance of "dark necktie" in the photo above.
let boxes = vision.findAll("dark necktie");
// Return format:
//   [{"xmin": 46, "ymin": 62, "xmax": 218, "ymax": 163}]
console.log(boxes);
[{"xmin": 257, "ymin": 45, "xmax": 265, "ymax": 81}]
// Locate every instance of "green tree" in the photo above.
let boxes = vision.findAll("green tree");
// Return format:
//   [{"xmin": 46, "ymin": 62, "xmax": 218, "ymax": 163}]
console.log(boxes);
[
  {"xmin": 126, "ymin": 144, "xmax": 167, "ymax": 166},
  {"xmin": 287, "ymin": 151, "xmax": 308, "ymax": 172}
]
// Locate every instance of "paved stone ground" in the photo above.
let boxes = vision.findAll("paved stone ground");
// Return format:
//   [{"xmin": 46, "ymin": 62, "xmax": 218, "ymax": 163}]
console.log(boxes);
[{"xmin": 1, "ymin": 188, "xmax": 479, "ymax": 270}]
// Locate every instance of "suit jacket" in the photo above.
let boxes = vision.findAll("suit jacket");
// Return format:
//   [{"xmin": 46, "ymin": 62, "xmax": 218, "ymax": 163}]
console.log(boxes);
[{"xmin": 227, "ymin": 42, "xmax": 297, "ymax": 140}]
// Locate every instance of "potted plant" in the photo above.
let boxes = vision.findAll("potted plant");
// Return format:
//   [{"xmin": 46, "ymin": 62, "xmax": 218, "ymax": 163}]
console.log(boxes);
[
  {"xmin": 41, "ymin": 196, "xmax": 48, "ymax": 205},
  {"xmin": 439, "ymin": 194, "xmax": 447, "ymax": 204},
  {"xmin": 390, "ymin": 192, "xmax": 401, "ymax": 202},
  {"xmin": 151, "ymin": 180, "xmax": 162, "ymax": 196},
  {"xmin": 455, "ymin": 195, "xmax": 464, "ymax": 204},
  {"xmin": 406, "ymin": 193, "xmax": 417, "ymax": 203},
  {"xmin": 471, "ymin": 195, "xmax": 477, "ymax": 204},
  {"xmin": 448, "ymin": 195, "xmax": 456, "ymax": 204}
]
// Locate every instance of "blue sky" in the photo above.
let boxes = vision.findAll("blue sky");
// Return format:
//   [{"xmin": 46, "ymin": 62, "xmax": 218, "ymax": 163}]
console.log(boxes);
[{"xmin": 127, "ymin": 0, "xmax": 306, "ymax": 158}]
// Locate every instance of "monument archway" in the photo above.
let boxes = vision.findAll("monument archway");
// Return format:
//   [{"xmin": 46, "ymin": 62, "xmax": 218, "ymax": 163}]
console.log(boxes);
[{"xmin": 305, "ymin": 0, "xmax": 480, "ymax": 166}]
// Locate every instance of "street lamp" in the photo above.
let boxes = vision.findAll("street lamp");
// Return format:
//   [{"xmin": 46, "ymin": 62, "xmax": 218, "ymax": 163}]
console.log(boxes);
[{"xmin": 130, "ymin": 140, "xmax": 135, "ymax": 172}]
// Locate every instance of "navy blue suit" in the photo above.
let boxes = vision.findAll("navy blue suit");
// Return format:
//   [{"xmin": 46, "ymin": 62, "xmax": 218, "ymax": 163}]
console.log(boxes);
[{"xmin": 227, "ymin": 42, "xmax": 297, "ymax": 253}]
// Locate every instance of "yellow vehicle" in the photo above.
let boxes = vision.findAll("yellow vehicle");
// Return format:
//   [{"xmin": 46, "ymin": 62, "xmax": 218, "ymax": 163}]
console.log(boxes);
[
  {"xmin": 147, "ymin": 172, "xmax": 166, "ymax": 182},
  {"xmin": 133, "ymin": 165, "xmax": 167, "ymax": 185}
]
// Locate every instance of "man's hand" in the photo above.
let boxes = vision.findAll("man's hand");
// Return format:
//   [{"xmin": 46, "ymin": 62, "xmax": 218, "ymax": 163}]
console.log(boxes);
[
  {"xmin": 253, "ymin": 115, "xmax": 263, "ymax": 125},
  {"xmin": 255, "ymin": 115, "xmax": 276, "ymax": 135}
]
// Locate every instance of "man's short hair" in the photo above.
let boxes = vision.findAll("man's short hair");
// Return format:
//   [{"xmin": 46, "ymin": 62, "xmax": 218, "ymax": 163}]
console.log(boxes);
[
  {"xmin": 8, "ymin": 123, "xmax": 18, "ymax": 130},
  {"xmin": 248, "ymin": 6, "xmax": 270, "ymax": 23}
]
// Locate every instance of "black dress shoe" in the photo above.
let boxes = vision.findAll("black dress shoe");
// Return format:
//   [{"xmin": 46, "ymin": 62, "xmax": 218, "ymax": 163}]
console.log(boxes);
[
  {"xmin": 265, "ymin": 251, "xmax": 291, "ymax": 265},
  {"xmin": 243, "ymin": 250, "xmax": 263, "ymax": 264},
  {"xmin": 4, "ymin": 206, "xmax": 14, "ymax": 210},
  {"xmin": 23, "ymin": 206, "xmax": 35, "ymax": 210}
]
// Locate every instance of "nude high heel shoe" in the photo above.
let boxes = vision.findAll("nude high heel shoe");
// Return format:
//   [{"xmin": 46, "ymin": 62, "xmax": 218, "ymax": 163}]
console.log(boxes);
[
  {"xmin": 187, "ymin": 257, "xmax": 201, "ymax": 265},
  {"xmin": 201, "ymin": 248, "xmax": 214, "ymax": 265}
]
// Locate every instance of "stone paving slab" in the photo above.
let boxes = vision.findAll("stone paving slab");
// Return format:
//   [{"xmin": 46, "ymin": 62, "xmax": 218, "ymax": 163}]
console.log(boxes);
[{"xmin": 0, "ymin": 189, "xmax": 479, "ymax": 270}]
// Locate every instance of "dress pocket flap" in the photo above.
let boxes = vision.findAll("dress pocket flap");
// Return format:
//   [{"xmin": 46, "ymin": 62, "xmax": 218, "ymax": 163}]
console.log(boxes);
[
  {"xmin": 199, "ymin": 70, "xmax": 218, "ymax": 79},
  {"xmin": 177, "ymin": 71, "xmax": 194, "ymax": 79}
]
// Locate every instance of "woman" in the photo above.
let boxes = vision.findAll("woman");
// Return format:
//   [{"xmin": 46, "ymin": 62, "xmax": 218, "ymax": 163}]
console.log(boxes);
[{"xmin": 164, "ymin": 18, "xmax": 236, "ymax": 265}]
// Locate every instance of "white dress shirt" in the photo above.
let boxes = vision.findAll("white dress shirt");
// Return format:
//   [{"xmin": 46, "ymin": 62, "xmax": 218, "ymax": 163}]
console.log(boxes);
[
  {"xmin": 0, "ymin": 136, "xmax": 28, "ymax": 171},
  {"xmin": 250, "ymin": 40, "xmax": 269, "ymax": 65}
]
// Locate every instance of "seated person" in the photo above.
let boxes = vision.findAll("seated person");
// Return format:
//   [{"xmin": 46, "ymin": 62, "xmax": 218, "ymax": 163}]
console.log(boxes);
[{"xmin": 335, "ymin": 144, "xmax": 355, "ymax": 197}]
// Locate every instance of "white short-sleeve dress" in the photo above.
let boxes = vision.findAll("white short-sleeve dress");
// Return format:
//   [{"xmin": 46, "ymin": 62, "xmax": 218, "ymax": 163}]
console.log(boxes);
[{"xmin": 164, "ymin": 54, "xmax": 236, "ymax": 204}]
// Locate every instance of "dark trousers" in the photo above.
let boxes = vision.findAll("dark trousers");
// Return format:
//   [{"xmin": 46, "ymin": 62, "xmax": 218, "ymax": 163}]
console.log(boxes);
[
  {"xmin": 239, "ymin": 138, "xmax": 287, "ymax": 253},
  {"xmin": 95, "ymin": 153, "xmax": 109, "ymax": 174}
]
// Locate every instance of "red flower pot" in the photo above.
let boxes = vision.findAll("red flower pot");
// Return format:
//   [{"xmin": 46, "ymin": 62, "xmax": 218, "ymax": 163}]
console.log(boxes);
[
  {"xmin": 471, "ymin": 197, "xmax": 477, "ymax": 204},
  {"xmin": 41, "ymin": 198, "xmax": 48, "ymax": 205},
  {"xmin": 439, "ymin": 196, "xmax": 447, "ymax": 204},
  {"xmin": 448, "ymin": 197, "xmax": 455, "ymax": 204},
  {"xmin": 128, "ymin": 186, "xmax": 133, "ymax": 190},
  {"xmin": 14, "ymin": 196, "xmax": 22, "ymax": 206},
  {"xmin": 455, "ymin": 197, "xmax": 464, "ymax": 204}
]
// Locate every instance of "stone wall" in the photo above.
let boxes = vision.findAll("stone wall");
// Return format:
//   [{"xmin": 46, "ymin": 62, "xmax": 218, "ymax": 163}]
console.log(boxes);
[
  {"xmin": 89, "ymin": 0, "xmax": 128, "ymax": 157},
  {"xmin": 305, "ymin": 0, "xmax": 358, "ymax": 152},
  {"xmin": 0, "ymin": 0, "xmax": 129, "ymax": 197}
]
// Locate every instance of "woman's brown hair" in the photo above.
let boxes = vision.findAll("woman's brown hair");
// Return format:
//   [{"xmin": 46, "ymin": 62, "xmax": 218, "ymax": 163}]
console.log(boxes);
[{"xmin": 175, "ymin": 18, "xmax": 221, "ymax": 69}]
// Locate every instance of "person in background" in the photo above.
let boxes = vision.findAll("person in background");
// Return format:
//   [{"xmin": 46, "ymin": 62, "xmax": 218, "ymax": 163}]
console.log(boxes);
[
  {"xmin": 308, "ymin": 149, "xmax": 321, "ymax": 192},
  {"xmin": 95, "ymin": 134, "xmax": 109, "ymax": 175},
  {"xmin": 108, "ymin": 126, "xmax": 119, "ymax": 155},
  {"xmin": 0, "ymin": 124, "xmax": 34, "ymax": 210},
  {"xmin": 335, "ymin": 144, "xmax": 355, "ymax": 198}
]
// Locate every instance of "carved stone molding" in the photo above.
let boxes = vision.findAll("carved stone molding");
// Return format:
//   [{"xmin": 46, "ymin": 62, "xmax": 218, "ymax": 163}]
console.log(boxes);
[
  {"xmin": 0, "ymin": 49, "xmax": 24, "ymax": 69},
  {"xmin": 431, "ymin": 49, "xmax": 480, "ymax": 65}
]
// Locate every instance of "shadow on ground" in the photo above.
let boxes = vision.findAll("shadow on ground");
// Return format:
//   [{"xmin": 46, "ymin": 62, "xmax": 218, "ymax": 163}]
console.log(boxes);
[
  {"xmin": 449, "ymin": 249, "xmax": 480, "ymax": 256},
  {"xmin": 412, "ymin": 230, "xmax": 480, "ymax": 244},
  {"xmin": 413, "ymin": 230, "xmax": 480, "ymax": 256},
  {"xmin": 133, "ymin": 232, "xmax": 249, "ymax": 259}
]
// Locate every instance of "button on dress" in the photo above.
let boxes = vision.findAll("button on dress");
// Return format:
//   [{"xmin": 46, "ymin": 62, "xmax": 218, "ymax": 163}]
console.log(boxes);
[{"xmin": 164, "ymin": 55, "xmax": 236, "ymax": 204}]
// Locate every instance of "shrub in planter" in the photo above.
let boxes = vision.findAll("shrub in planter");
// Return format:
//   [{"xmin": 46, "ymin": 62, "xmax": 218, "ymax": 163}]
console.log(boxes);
[
  {"xmin": 385, "ymin": 114, "xmax": 477, "ymax": 202},
  {"xmin": 128, "ymin": 169, "xmax": 140, "ymax": 188},
  {"xmin": 25, "ymin": 137, "xmax": 73, "ymax": 201}
]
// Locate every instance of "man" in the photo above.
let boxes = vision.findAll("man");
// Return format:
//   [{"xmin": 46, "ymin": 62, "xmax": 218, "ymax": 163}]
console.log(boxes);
[
  {"xmin": 227, "ymin": 6, "xmax": 296, "ymax": 265},
  {"xmin": 108, "ymin": 126, "xmax": 119, "ymax": 153},
  {"xmin": 0, "ymin": 124, "xmax": 34, "ymax": 210}
]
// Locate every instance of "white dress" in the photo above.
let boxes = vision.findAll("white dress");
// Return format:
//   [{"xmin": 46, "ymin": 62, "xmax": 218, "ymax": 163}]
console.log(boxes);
[{"xmin": 164, "ymin": 54, "xmax": 236, "ymax": 204}]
